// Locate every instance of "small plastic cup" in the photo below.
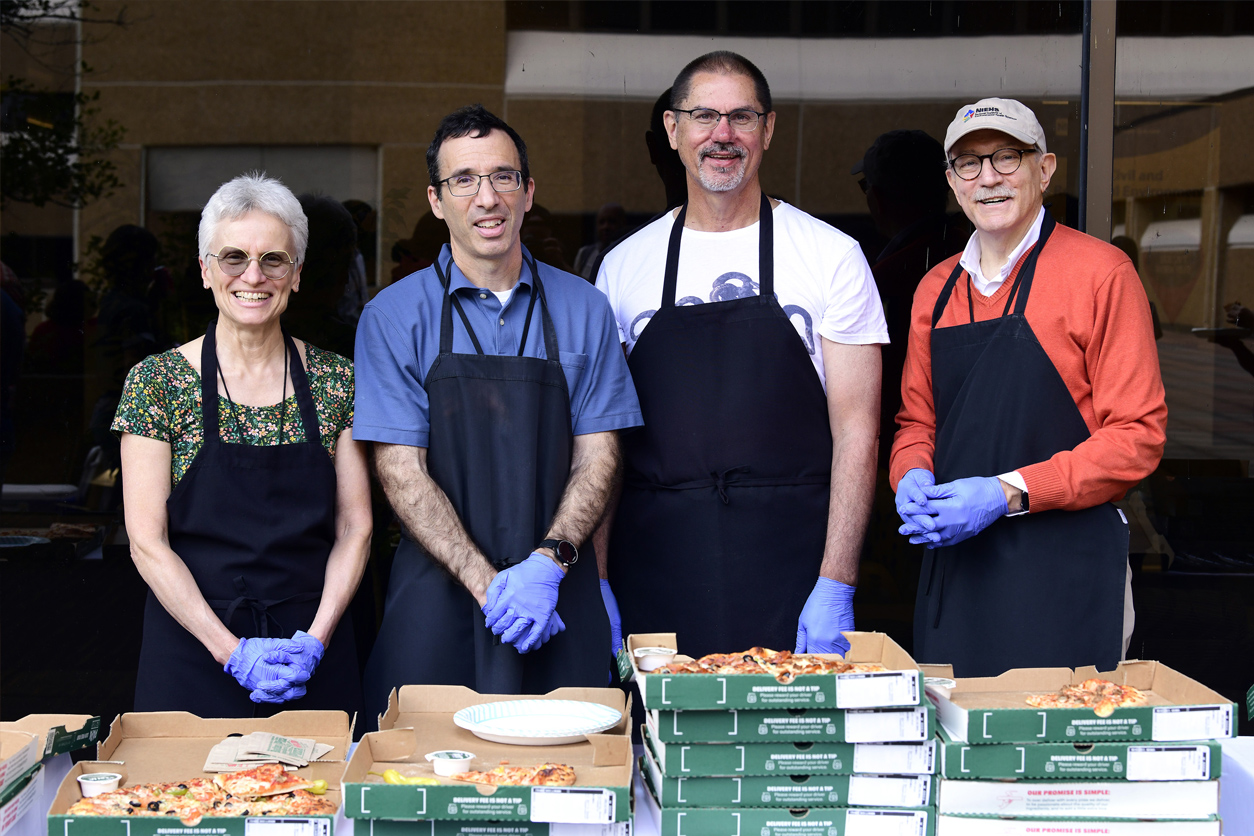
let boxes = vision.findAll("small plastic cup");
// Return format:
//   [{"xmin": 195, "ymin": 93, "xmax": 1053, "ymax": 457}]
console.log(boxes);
[
  {"xmin": 633, "ymin": 646, "xmax": 678, "ymax": 672},
  {"xmin": 425, "ymin": 750, "xmax": 474, "ymax": 777},
  {"xmin": 78, "ymin": 773, "xmax": 122, "ymax": 797}
]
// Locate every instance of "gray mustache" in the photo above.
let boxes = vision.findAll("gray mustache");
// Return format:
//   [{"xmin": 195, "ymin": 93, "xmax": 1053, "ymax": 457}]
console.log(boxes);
[
  {"xmin": 973, "ymin": 187, "xmax": 1016, "ymax": 201},
  {"xmin": 699, "ymin": 144, "xmax": 746, "ymax": 162}
]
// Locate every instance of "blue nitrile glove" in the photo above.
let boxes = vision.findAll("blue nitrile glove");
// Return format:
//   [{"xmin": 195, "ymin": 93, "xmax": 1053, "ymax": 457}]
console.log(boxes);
[
  {"xmin": 600, "ymin": 579, "xmax": 623, "ymax": 657},
  {"xmin": 795, "ymin": 577, "xmax": 856, "ymax": 656},
  {"xmin": 497, "ymin": 610, "xmax": 567, "ymax": 652},
  {"xmin": 918, "ymin": 476, "xmax": 1009, "ymax": 548},
  {"xmin": 894, "ymin": 468, "xmax": 936, "ymax": 524},
  {"xmin": 225, "ymin": 637, "xmax": 310, "ymax": 692},
  {"xmin": 482, "ymin": 553, "xmax": 565, "ymax": 653},
  {"xmin": 250, "ymin": 678, "xmax": 307, "ymax": 704},
  {"xmin": 288, "ymin": 630, "xmax": 325, "ymax": 677}
]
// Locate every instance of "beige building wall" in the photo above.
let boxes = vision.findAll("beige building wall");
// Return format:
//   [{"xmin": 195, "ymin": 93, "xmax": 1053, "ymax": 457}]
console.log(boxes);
[{"xmin": 76, "ymin": 0, "xmax": 507, "ymax": 281}]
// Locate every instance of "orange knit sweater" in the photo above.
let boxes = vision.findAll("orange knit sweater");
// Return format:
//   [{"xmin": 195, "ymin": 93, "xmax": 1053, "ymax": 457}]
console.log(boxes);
[{"xmin": 889, "ymin": 222, "xmax": 1167, "ymax": 513}]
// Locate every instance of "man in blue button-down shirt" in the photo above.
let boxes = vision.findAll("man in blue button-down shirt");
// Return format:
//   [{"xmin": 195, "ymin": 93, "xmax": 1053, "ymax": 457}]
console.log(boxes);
[{"xmin": 355, "ymin": 106, "xmax": 642, "ymax": 706}]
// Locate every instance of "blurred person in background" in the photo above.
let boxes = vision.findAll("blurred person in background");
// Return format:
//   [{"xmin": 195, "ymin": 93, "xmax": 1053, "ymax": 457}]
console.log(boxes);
[
  {"xmin": 284, "ymin": 193, "xmax": 359, "ymax": 359},
  {"xmin": 574, "ymin": 203, "xmax": 628, "ymax": 281},
  {"xmin": 113, "ymin": 172, "xmax": 370, "ymax": 716}
]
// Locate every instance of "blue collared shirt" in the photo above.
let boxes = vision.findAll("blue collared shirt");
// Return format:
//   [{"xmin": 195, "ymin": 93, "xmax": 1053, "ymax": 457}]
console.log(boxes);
[{"xmin": 353, "ymin": 245, "xmax": 643, "ymax": 447}]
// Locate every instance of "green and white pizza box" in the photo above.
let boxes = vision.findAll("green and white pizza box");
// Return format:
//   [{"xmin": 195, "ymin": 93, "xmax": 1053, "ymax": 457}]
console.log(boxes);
[
  {"xmin": 638, "ymin": 767, "xmax": 934, "ymax": 836},
  {"xmin": 1, "ymin": 764, "xmax": 42, "ymax": 836},
  {"xmin": 353, "ymin": 820, "xmax": 630, "ymax": 836},
  {"xmin": 937, "ymin": 777, "xmax": 1218, "ymax": 819},
  {"xmin": 46, "ymin": 710, "xmax": 354, "ymax": 836},
  {"xmin": 0, "ymin": 733, "xmax": 41, "ymax": 798},
  {"xmin": 0, "ymin": 716, "xmax": 101, "ymax": 760},
  {"xmin": 344, "ymin": 686, "xmax": 631, "ymax": 824},
  {"xmin": 935, "ymin": 815, "xmax": 1221, "ymax": 835},
  {"xmin": 645, "ymin": 701, "xmax": 935, "ymax": 744},
  {"xmin": 642, "ymin": 725, "xmax": 935, "ymax": 777},
  {"xmin": 935, "ymin": 724, "xmax": 1221, "ymax": 780},
  {"xmin": 924, "ymin": 662, "xmax": 1235, "ymax": 745},
  {"xmin": 628, "ymin": 633, "xmax": 922, "ymax": 712},
  {"xmin": 642, "ymin": 732, "xmax": 934, "ymax": 808}
]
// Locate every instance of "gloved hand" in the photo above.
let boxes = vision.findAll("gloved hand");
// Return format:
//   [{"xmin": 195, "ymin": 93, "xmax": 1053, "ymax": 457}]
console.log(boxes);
[
  {"xmin": 224, "ymin": 637, "xmax": 310, "ymax": 693},
  {"xmin": 600, "ymin": 579, "xmax": 623, "ymax": 657},
  {"xmin": 288, "ymin": 630, "xmax": 325, "ymax": 677},
  {"xmin": 795, "ymin": 577, "xmax": 856, "ymax": 656},
  {"xmin": 497, "ymin": 610, "xmax": 567, "ymax": 652},
  {"xmin": 918, "ymin": 475, "xmax": 1009, "ymax": 548},
  {"xmin": 250, "ymin": 679, "xmax": 307, "ymax": 704},
  {"xmin": 482, "ymin": 553, "xmax": 565, "ymax": 653},
  {"xmin": 894, "ymin": 468, "xmax": 936, "ymax": 524}
]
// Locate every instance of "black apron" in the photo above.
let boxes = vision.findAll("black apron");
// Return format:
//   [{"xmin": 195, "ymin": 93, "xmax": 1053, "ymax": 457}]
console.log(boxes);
[
  {"xmin": 914, "ymin": 214, "xmax": 1128, "ymax": 676},
  {"xmin": 609, "ymin": 195, "xmax": 833, "ymax": 660},
  {"xmin": 363, "ymin": 255, "xmax": 607, "ymax": 718},
  {"xmin": 134, "ymin": 322, "xmax": 361, "ymax": 716}
]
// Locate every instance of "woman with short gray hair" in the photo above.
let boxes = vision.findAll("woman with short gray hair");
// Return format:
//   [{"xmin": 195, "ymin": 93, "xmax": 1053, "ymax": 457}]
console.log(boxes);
[{"xmin": 113, "ymin": 172, "xmax": 369, "ymax": 716}]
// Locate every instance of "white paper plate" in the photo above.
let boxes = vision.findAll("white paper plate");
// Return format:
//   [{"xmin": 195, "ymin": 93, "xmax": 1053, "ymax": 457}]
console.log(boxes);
[{"xmin": 453, "ymin": 700, "xmax": 623, "ymax": 746}]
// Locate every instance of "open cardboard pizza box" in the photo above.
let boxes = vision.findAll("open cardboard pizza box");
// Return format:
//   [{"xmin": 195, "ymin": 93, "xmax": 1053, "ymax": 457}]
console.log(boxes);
[
  {"xmin": 629, "ymin": 631, "xmax": 922, "ymax": 711},
  {"xmin": 345, "ymin": 685, "xmax": 631, "ymax": 823},
  {"xmin": 46, "ymin": 711, "xmax": 354, "ymax": 836},
  {"xmin": 922, "ymin": 661, "xmax": 1236, "ymax": 744},
  {"xmin": 0, "ymin": 733, "xmax": 42, "ymax": 798}
]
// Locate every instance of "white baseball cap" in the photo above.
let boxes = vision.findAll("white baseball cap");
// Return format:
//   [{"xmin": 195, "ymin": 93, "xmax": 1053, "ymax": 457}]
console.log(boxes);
[{"xmin": 943, "ymin": 98, "xmax": 1047, "ymax": 158}]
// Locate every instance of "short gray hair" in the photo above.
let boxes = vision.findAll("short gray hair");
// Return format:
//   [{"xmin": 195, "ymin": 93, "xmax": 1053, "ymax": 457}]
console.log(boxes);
[{"xmin": 198, "ymin": 172, "xmax": 309, "ymax": 264}]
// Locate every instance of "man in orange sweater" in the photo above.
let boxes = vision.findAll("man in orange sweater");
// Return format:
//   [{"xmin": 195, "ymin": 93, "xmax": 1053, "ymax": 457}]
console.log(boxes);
[{"xmin": 890, "ymin": 98, "xmax": 1167, "ymax": 677}]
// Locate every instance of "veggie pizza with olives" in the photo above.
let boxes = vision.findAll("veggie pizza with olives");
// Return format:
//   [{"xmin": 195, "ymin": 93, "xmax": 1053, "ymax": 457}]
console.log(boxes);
[{"xmin": 66, "ymin": 764, "xmax": 335, "ymax": 826}]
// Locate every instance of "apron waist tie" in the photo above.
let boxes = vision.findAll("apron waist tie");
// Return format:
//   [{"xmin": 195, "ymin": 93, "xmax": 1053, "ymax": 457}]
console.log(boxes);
[
  {"xmin": 624, "ymin": 467, "xmax": 829, "ymax": 500},
  {"xmin": 208, "ymin": 577, "xmax": 321, "ymax": 638}
]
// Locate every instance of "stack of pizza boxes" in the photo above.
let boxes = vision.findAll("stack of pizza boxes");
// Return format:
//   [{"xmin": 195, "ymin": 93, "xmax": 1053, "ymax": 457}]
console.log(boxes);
[
  {"xmin": 628, "ymin": 632, "xmax": 940, "ymax": 836},
  {"xmin": 341, "ymin": 685, "xmax": 634, "ymax": 836},
  {"xmin": 0, "ymin": 715, "xmax": 99, "ymax": 836},
  {"xmin": 924, "ymin": 662, "xmax": 1237, "ymax": 835}
]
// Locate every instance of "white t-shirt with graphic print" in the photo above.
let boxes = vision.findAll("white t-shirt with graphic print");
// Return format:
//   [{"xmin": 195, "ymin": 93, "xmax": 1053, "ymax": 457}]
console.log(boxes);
[{"xmin": 595, "ymin": 200, "xmax": 888, "ymax": 392}]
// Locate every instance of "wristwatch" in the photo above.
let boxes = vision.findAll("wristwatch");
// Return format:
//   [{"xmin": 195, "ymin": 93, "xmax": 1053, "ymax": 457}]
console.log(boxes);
[
  {"xmin": 1021, "ymin": 491, "xmax": 1030, "ymax": 513},
  {"xmin": 537, "ymin": 538, "xmax": 579, "ymax": 568}
]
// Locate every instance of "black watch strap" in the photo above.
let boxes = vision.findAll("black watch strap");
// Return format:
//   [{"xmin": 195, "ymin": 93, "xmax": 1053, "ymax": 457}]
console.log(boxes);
[{"xmin": 538, "ymin": 538, "xmax": 579, "ymax": 567}]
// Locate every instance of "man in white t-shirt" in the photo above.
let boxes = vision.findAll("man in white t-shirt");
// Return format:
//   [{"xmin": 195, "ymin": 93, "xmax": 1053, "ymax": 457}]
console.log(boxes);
[{"xmin": 595, "ymin": 51, "xmax": 888, "ymax": 661}]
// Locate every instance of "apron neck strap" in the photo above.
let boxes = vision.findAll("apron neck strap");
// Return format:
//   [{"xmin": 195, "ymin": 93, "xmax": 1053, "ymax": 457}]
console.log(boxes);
[
  {"xmin": 433, "ymin": 253, "xmax": 555, "ymax": 358},
  {"xmin": 930, "ymin": 210, "xmax": 1057, "ymax": 329},
  {"xmin": 285, "ymin": 329, "xmax": 322, "ymax": 444},
  {"xmin": 201, "ymin": 321, "xmax": 222, "ymax": 440},
  {"xmin": 199, "ymin": 321, "xmax": 320, "ymax": 444},
  {"xmin": 661, "ymin": 191, "xmax": 774, "ymax": 308},
  {"xmin": 1003, "ymin": 211, "xmax": 1056, "ymax": 318}
]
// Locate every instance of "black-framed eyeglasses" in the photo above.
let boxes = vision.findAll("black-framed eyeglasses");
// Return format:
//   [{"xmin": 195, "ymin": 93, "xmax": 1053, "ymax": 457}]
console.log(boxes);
[
  {"xmin": 948, "ymin": 147, "xmax": 1038, "ymax": 181},
  {"xmin": 208, "ymin": 248, "xmax": 295, "ymax": 279},
  {"xmin": 672, "ymin": 108, "xmax": 766, "ymax": 132},
  {"xmin": 439, "ymin": 170, "xmax": 524, "ymax": 197}
]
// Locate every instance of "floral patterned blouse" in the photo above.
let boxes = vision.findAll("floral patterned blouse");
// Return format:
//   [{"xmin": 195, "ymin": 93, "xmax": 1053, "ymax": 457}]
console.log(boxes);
[{"xmin": 112, "ymin": 344, "xmax": 354, "ymax": 486}]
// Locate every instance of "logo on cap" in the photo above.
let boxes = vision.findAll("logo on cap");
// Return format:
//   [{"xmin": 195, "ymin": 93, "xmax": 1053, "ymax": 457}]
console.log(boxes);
[{"xmin": 962, "ymin": 109, "xmax": 976, "ymax": 123}]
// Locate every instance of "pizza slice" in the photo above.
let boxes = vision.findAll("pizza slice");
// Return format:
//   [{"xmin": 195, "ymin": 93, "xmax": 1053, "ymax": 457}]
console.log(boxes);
[
  {"xmin": 216, "ymin": 762, "xmax": 315, "ymax": 798},
  {"xmin": 449, "ymin": 763, "xmax": 577, "ymax": 787}
]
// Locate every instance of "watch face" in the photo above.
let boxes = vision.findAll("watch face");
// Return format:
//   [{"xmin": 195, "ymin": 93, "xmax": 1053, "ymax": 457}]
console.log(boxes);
[{"xmin": 555, "ymin": 540, "xmax": 578, "ymax": 565}]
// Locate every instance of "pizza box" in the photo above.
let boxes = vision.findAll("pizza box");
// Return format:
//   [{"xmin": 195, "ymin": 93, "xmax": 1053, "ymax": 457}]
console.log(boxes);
[
  {"xmin": 924, "ymin": 662, "xmax": 1235, "ymax": 744},
  {"xmin": 628, "ymin": 632, "xmax": 921, "ymax": 712},
  {"xmin": 645, "ymin": 701, "xmax": 936, "ymax": 743},
  {"xmin": 46, "ymin": 710, "xmax": 355, "ymax": 836},
  {"xmin": 642, "ymin": 730, "xmax": 934, "ymax": 808},
  {"xmin": 0, "ymin": 733, "xmax": 42, "ymax": 797},
  {"xmin": 0, "ymin": 717, "xmax": 101, "ymax": 760},
  {"xmin": 642, "ymin": 724, "xmax": 935, "ymax": 777},
  {"xmin": 934, "ymin": 815, "xmax": 1221, "ymax": 835},
  {"xmin": 937, "ymin": 777, "xmax": 1218, "ymax": 819},
  {"xmin": 354, "ymin": 821, "xmax": 631, "ymax": 836},
  {"xmin": 638, "ymin": 765, "xmax": 934, "ymax": 836},
  {"xmin": 344, "ymin": 686, "xmax": 631, "ymax": 824},
  {"xmin": 0, "ymin": 765, "xmax": 43, "ymax": 836},
  {"xmin": 935, "ymin": 724, "xmax": 1221, "ymax": 780}
]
